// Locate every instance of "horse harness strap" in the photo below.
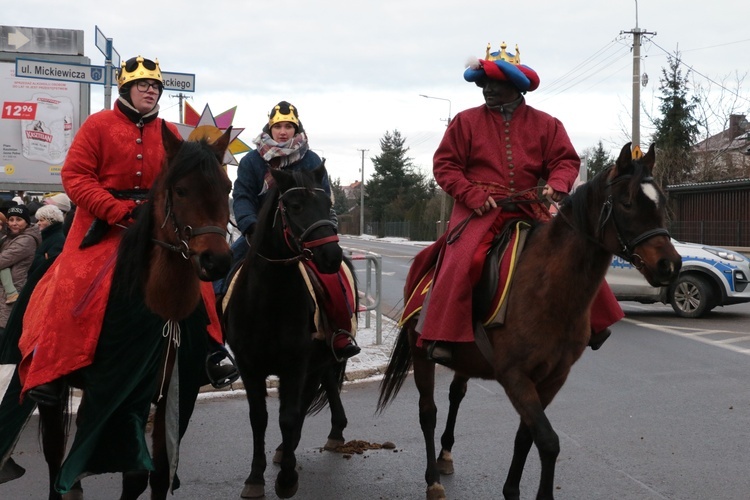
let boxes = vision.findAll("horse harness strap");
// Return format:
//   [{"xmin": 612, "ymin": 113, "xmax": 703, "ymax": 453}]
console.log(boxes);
[{"xmin": 152, "ymin": 187, "xmax": 228, "ymax": 259}]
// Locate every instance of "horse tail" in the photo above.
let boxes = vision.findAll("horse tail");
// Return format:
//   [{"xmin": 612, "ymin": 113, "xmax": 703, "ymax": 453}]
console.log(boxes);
[
  {"xmin": 376, "ymin": 323, "xmax": 413, "ymax": 413},
  {"xmin": 306, "ymin": 361, "xmax": 346, "ymax": 416}
]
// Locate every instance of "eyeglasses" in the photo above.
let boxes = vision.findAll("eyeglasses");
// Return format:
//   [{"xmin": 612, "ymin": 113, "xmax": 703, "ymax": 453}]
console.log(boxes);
[{"xmin": 135, "ymin": 81, "xmax": 161, "ymax": 92}]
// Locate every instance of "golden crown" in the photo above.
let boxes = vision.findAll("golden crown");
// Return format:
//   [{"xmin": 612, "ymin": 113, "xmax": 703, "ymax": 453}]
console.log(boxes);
[
  {"xmin": 485, "ymin": 42, "xmax": 521, "ymax": 65},
  {"xmin": 117, "ymin": 56, "xmax": 162, "ymax": 88},
  {"xmin": 268, "ymin": 103, "xmax": 299, "ymax": 129}
]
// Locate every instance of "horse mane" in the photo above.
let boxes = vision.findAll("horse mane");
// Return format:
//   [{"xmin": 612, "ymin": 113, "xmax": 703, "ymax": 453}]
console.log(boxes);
[
  {"xmin": 112, "ymin": 138, "xmax": 228, "ymax": 298},
  {"xmin": 564, "ymin": 156, "xmax": 648, "ymax": 237}
]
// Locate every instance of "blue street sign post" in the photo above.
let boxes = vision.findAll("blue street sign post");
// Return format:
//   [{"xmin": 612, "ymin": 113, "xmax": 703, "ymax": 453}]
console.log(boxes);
[{"xmin": 94, "ymin": 25, "xmax": 114, "ymax": 109}]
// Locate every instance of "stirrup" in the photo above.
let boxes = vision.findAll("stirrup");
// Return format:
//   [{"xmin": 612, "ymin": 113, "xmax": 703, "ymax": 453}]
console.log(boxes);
[
  {"xmin": 331, "ymin": 330, "xmax": 360, "ymax": 363},
  {"xmin": 205, "ymin": 350, "xmax": 240, "ymax": 389},
  {"xmin": 425, "ymin": 341, "xmax": 453, "ymax": 366}
]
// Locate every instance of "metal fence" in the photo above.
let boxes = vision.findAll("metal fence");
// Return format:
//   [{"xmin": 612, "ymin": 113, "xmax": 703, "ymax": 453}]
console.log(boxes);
[{"xmin": 668, "ymin": 220, "xmax": 750, "ymax": 248}]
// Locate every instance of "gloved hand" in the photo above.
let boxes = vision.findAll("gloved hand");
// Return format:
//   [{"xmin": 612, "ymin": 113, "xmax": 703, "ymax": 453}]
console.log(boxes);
[{"xmin": 79, "ymin": 218, "xmax": 111, "ymax": 249}]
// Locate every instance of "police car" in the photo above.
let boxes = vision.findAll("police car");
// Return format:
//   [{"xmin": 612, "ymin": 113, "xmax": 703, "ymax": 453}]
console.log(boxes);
[{"xmin": 606, "ymin": 240, "xmax": 750, "ymax": 318}]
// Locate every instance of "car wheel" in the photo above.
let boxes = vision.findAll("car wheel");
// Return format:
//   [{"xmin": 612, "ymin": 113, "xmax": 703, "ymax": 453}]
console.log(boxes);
[{"xmin": 669, "ymin": 274, "xmax": 713, "ymax": 318}]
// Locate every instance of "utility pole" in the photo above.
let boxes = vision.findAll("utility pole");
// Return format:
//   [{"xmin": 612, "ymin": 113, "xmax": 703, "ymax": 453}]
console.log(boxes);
[
  {"xmin": 357, "ymin": 149, "xmax": 368, "ymax": 236},
  {"xmin": 171, "ymin": 93, "xmax": 192, "ymax": 123},
  {"xmin": 419, "ymin": 94, "xmax": 452, "ymax": 235},
  {"xmin": 621, "ymin": 0, "xmax": 656, "ymax": 148}
]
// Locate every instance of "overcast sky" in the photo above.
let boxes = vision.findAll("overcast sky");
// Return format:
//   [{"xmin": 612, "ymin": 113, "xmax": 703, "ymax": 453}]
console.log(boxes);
[{"xmin": 5, "ymin": 1, "xmax": 750, "ymax": 185}]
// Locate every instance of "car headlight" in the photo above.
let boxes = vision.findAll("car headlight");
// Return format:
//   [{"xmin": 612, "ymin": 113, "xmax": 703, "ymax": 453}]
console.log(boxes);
[{"xmin": 703, "ymin": 247, "xmax": 749, "ymax": 262}]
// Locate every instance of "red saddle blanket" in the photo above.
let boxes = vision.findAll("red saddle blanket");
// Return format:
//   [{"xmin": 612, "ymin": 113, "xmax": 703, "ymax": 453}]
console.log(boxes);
[
  {"xmin": 401, "ymin": 220, "xmax": 530, "ymax": 327},
  {"xmin": 301, "ymin": 261, "xmax": 357, "ymax": 335}
]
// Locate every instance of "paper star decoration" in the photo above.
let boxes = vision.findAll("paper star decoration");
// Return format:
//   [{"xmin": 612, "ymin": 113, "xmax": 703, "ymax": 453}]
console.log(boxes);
[{"xmin": 173, "ymin": 103, "xmax": 250, "ymax": 165}]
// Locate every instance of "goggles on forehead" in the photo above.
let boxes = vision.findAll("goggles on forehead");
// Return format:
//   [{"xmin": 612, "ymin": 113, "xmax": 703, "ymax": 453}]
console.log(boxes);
[{"xmin": 117, "ymin": 55, "xmax": 163, "ymax": 88}]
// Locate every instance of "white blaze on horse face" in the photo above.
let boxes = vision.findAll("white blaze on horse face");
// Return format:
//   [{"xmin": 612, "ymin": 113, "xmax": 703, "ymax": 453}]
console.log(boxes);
[{"xmin": 641, "ymin": 182, "xmax": 660, "ymax": 208}]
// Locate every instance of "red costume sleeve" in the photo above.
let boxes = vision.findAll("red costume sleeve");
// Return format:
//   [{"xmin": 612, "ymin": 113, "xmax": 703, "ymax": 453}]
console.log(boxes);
[{"xmin": 62, "ymin": 114, "xmax": 131, "ymax": 225}]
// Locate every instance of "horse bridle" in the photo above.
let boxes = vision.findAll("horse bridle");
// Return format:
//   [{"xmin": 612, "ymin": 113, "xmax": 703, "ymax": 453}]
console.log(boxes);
[
  {"xmin": 595, "ymin": 174, "xmax": 670, "ymax": 268},
  {"xmin": 258, "ymin": 186, "xmax": 339, "ymax": 264},
  {"xmin": 151, "ymin": 189, "xmax": 228, "ymax": 260}
]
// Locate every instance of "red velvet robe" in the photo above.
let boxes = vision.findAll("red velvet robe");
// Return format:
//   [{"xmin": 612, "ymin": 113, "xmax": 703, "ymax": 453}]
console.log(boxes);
[
  {"xmin": 418, "ymin": 101, "xmax": 623, "ymax": 344},
  {"xmin": 18, "ymin": 105, "xmax": 222, "ymax": 394}
]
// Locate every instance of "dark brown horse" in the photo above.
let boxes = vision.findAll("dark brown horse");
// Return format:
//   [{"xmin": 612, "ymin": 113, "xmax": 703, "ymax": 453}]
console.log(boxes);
[
  {"xmin": 377, "ymin": 143, "xmax": 682, "ymax": 500},
  {"xmin": 33, "ymin": 123, "xmax": 233, "ymax": 500},
  {"xmin": 224, "ymin": 166, "xmax": 356, "ymax": 499}
]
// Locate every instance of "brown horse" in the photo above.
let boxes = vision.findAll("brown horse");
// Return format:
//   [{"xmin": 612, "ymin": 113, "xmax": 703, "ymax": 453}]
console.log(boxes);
[
  {"xmin": 30, "ymin": 123, "xmax": 233, "ymax": 500},
  {"xmin": 377, "ymin": 143, "xmax": 682, "ymax": 500}
]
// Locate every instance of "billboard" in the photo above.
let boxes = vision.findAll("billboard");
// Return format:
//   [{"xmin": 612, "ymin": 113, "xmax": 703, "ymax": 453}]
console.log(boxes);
[{"xmin": 0, "ymin": 60, "xmax": 82, "ymax": 189}]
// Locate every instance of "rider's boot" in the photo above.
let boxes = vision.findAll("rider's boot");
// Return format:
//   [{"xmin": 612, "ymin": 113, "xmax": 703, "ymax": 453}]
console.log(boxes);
[
  {"xmin": 205, "ymin": 344, "xmax": 240, "ymax": 389},
  {"xmin": 426, "ymin": 341, "xmax": 453, "ymax": 366},
  {"xmin": 332, "ymin": 331, "xmax": 360, "ymax": 360},
  {"xmin": 588, "ymin": 327, "xmax": 612, "ymax": 350},
  {"xmin": 27, "ymin": 378, "xmax": 64, "ymax": 407}
]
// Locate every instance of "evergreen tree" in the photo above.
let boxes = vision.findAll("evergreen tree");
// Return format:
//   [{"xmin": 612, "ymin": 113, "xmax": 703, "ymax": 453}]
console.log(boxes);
[
  {"xmin": 365, "ymin": 130, "xmax": 430, "ymax": 234},
  {"xmin": 581, "ymin": 140, "xmax": 614, "ymax": 180},
  {"xmin": 330, "ymin": 177, "xmax": 350, "ymax": 215},
  {"xmin": 651, "ymin": 51, "xmax": 699, "ymax": 187}
]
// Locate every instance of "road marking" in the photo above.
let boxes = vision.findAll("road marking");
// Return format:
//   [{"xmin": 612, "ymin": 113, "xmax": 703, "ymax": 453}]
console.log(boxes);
[{"xmin": 623, "ymin": 318, "xmax": 750, "ymax": 356}]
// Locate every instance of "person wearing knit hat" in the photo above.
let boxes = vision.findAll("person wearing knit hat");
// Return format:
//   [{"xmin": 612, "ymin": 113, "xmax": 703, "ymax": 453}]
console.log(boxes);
[
  {"xmin": 226, "ymin": 100, "xmax": 358, "ymax": 359},
  {"xmin": 416, "ymin": 41, "xmax": 624, "ymax": 364},
  {"xmin": 43, "ymin": 193, "xmax": 72, "ymax": 213},
  {"xmin": 6, "ymin": 205, "xmax": 31, "ymax": 226}
]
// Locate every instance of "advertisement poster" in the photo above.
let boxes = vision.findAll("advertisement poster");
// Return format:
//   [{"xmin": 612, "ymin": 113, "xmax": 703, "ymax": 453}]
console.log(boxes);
[{"xmin": 0, "ymin": 60, "xmax": 81, "ymax": 187}]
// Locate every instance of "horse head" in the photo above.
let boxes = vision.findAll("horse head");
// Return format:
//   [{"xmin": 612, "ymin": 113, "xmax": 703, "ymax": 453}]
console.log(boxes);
[
  {"xmin": 597, "ymin": 143, "xmax": 682, "ymax": 286},
  {"xmin": 257, "ymin": 163, "xmax": 342, "ymax": 274},
  {"xmin": 155, "ymin": 122, "xmax": 233, "ymax": 282}
]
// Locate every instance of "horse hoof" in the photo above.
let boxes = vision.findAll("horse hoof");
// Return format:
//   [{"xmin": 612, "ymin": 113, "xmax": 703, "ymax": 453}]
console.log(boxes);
[
  {"xmin": 241, "ymin": 482, "xmax": 265, "ymax": 498},
  {"xmin": 275, "ymin": 476, "xmax": 299, "ymax": 498},
  {"xmin": 437, "ymin": 455, "xmax": 454, "ymax": 475},
  {"xmin": 272, "ymin": 448, "xmax": 283, "ymax": 464},
  {"xmin": 323, "ymin": 437, "xmax": 345, "ymax": 451},
  {"xmin": 426, "ymin": 483, "xmax": 446, "ymax": 500}
]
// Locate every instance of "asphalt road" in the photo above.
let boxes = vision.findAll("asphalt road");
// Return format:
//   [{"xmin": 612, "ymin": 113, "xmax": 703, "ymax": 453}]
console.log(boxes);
[
  {"xmin": 5, "ymin": 239, "xmax": 750, "ymax": 499},
  {"xmin": 4, "ymin": 302, "xmax": 750, "ymax": 499}
]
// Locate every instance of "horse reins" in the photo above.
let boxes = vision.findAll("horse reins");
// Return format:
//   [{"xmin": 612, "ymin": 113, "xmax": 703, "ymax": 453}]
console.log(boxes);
[
  {"xmin": 558, "ymin": 173, "xmax": 670, "ymax": 268},
  {"xmin": 151, "ymin": 188, "xmax": 228, "ymax": 260},
  {"xmin": 255, "ymin": 186, "xmax": 339, "ymax": 265}
]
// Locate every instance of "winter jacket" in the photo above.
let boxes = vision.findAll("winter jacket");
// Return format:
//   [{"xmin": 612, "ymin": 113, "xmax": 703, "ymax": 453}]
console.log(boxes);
[
  {"xmin": 28, "ymin": 221, "xmax": 65, "ymax": 278},
  {"xmin": 0, "ymin": 225, "xmax": 41, "ymax": 327},
  {"xmin": 233, "ymin": 149, "xmax": 333, "ymax": 235}
]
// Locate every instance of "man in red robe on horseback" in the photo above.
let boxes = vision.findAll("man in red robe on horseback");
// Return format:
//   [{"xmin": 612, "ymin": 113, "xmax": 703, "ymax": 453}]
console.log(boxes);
[{"xmin": 417, "ymin": 42, "xmax": 623, "ymax": 364}]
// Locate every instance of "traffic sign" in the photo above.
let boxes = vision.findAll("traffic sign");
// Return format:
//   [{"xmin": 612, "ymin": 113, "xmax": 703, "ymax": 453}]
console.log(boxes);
[{"xmin": 15, "ymin": 58, "xmax": 107, "ymax": 85}]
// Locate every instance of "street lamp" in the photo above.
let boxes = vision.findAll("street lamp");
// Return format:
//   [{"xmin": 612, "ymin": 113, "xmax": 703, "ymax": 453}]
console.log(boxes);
[{"xmin": 419, "ymin": 94, "xmax": 452, "ymax": 235}]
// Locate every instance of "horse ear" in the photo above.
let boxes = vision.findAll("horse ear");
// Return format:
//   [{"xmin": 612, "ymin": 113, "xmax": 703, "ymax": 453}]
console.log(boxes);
[
  {"xmin": 210, "ymin": 126, "xmax": 233, "ymax": 165},
  {"xmin": 642, "ymin": 144, "xmax": 656, "ymax": 172},
  {"xmin": 271, "ymin": 168, "xmax": 293, "ymax": 192},
  {"xmin": 161, "ymin": 121, "xmax": 183, "ymax": 160},
  {"xmin": 313, "ymin": 159, "xmax": 327, "ymax": 185},
  {"xmin": 612, "ymin": 142, "xmax": 633, "ymax": 179}
]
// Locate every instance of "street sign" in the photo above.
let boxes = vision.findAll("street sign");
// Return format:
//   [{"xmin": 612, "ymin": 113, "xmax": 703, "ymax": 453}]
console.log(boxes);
[
  {"xmin": 162, "ymin": 72, "xmax": 195, "ymax": 92},
  {"xmin": 107, "ymin": 68, "xmax": 196, "ymax": 92},
  {"xmin": 95, "ymin": 25, "xmax": 109, "ymax": 58},
  {"xmin": 15, "ymin": 58, "xmax": 107, "ymax": 85},
  {"xmin": 1, "ymin": 26, "xmax": 83, "ymax": 56}
]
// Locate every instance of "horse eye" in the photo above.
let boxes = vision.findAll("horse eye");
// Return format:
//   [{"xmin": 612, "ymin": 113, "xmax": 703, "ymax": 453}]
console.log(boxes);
[{"xmin": 174, "ymin": 187, "xmax": 188, "ymax": 197}]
